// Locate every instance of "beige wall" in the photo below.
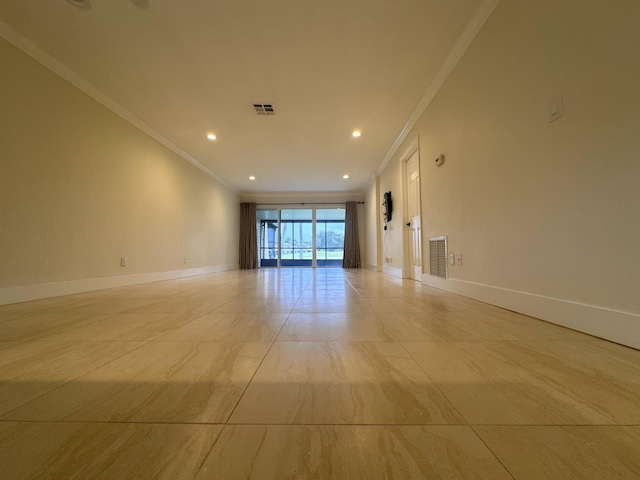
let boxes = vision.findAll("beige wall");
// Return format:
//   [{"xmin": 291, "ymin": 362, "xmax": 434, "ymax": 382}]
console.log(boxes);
[
  {"xmin": 379, "ymin": 0, "xmax": 640, "ymax": 314},
  {"xmin": 378, "ymin": 151, "xmax": 405, "ymax": 274},
  {"xmin": 363, "ymin": 176, "xmax": 381, "ymax": 269},
  {"xmin": 0, "ymin": 38, "xmax": 239, "ymax": 289}
]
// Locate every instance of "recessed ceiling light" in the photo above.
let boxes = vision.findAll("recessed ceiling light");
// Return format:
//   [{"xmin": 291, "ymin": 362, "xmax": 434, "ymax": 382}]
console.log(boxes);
[
  {"xmin": 352, "ymin": 130, "xmax": 361, "ymax": 137},
  {"xmin": 343, "ymin": 174, "xmax": 350, "ymax": 179},
  {"xmin": 206, "ymin": 133, "xmax": 217, "ymax": 140},
  {"xmin": 249, "ymin": 176, "xmax": 256, "ymax": 180}
]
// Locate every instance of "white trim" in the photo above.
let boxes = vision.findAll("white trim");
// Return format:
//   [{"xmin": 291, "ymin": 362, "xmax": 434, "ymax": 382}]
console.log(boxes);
[
  {"xmin": 421, "ymin": 275, "xmax": 640, "ymax": 350},
  {"xmin": 377, "ymin": 0, "xmax": 500, "ymax": 175},
  {"xmin": 365, "ymin": 263, "xmax": 381, "ymax": 272},
  {"xmin": 242, "ymin": 191, "xmax": 364, "ymax": 203},
  {"xmin": 0, "ymin": 20, "xmax": 236, "ymax": 193},
  {"xmin": 383, "ymin": 266, "xmax": 404, "ymax": 278},
  {"xmin": 0, "ymin": 265, "xmax": 238, "ymax": 306}
]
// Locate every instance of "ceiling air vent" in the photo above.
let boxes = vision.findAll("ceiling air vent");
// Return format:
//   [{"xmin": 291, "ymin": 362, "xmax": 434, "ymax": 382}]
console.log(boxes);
[
  {"xmin": 429, "ymin": 236, "xmax": 448, "ymax": 279},
  {"xmin": 253, "ymin": 103, "xmax": 275, "ymax": 115}
]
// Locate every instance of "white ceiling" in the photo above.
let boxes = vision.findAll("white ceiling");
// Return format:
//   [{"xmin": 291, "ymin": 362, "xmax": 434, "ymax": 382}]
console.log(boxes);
[{"xmin": 0, "ymin": 0, "xmax": 487, "ymax": 195}]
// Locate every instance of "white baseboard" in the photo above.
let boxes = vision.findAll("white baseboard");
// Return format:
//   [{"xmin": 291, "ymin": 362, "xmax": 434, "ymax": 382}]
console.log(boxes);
[
  {"xmin": 366, "ymin": 263, "xmax": 381, "ymax": 272},
  {"xmin": 421, "ymin": 275, "xmax": 640, "ymax": 350},
  {"xmin": 0, "ymin": 264, "xmax": 239, "ymax": 306},
  {"xmin": 383, "ymin": 266, "xmax": 403, "ymax": 278}
]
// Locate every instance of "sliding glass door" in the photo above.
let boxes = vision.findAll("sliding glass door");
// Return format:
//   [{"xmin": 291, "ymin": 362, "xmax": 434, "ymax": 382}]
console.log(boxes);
[
  {"xmin": 280, "ymin": 209, "xmax": 312, "ymax": 267},
  {"xmin": 257, "ymin": 210, "xmax": 278, "ymax": 267},
  {"xmin": 256, "ymin": 207, "xmax": 345, "ymax": 267},
  {"xmin": 315, "ymin": 208, "xmax": 345, "ymax": 266}
]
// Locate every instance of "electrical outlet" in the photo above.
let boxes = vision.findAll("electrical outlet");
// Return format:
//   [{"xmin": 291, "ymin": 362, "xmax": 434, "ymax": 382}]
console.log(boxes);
[
  {"xmin": 456, "ymin": 254, "xmax": 463, "ymax": 266},
  {"xmin": 184, "ymin": 256, "xmax": 188, "ymax": 264},
  {"xmin": 120, "ymin": 257, "xmax": 126, "ymax": 267}
]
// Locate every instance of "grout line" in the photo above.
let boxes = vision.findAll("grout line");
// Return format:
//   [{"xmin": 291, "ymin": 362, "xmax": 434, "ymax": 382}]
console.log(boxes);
[
  {"xmin": 398, "ymin": 340, "xmax": 470, "ymax": 427},
  {"xmin": 193, "ymin": 423, "xmax": 227, "ymax": 478},
  {"xmin": 0, "ymin": 340, "xmax": 153, "ymax": 419},
  {"xmin": 218, "ymin": 273, "xmax": 311, "ymax": 425},
  {"xmin": 0, "ymin": 418, "xmax": 636, "ymax": 427},
  {"xmin": 469, "ymin": 424, "xmax": 517, "ymax": 480}
]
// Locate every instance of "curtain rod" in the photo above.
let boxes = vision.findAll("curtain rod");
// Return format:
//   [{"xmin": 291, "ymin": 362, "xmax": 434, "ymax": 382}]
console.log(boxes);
[{"xmin": 255, "ymin": 202, "xmax": 364, "ymax": 206}]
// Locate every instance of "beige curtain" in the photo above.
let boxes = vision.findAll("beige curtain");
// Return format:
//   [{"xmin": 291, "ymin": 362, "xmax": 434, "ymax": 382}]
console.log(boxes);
[
  {"xmin": 239, "ymin": 202, "xmax": 258, "ymax": 269},
  {"xmin": 342, "ymin": 201, "xmax": 361, "ymax": 268}
]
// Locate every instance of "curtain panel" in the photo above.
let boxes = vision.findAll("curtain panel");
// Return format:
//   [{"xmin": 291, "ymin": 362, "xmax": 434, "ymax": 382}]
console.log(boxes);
[
  {"xmin": 239, "ymin": 202, "xmax": 258, "ymax": 269},
  {"xmin": 342, "ymin": 201, "xmax": 361, "ymax": 268}
]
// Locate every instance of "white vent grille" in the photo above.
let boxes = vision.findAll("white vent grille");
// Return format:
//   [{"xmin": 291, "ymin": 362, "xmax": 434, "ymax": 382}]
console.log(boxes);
[
  {"xmin": 253, "ymin": 103, "xmax": 275, "ymax": 115},
  {"xmin": 429, "ymin": 236, "xmax": 447, "ymax": 278}
]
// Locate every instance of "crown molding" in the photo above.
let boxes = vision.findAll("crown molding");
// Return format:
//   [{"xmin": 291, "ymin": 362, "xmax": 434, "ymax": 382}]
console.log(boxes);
[
  {"xmin": 240, "ymin": 191, "xmax": 365, "ymax": 204},
  {"xmin": 377, "ymin": 0, "xmax": 500, "ymax": 175},
  {"xmin": 0, "ymin": 20, "xmax": 237, "ymax": 193}
]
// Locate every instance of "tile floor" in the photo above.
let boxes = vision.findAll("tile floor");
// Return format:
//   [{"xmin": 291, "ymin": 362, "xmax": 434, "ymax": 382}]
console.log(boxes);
[{"xmin": 0, "ymin": 268, "xmax": 639, "ymax": 479}]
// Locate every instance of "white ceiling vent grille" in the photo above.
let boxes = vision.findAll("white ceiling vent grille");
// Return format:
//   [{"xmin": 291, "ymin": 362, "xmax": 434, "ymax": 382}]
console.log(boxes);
[
  {"xmin": 253, "ymin": 103, "xmax": 275, "ymax": 115},
  {"xmin": 429, "ymin": 236, "xmax": 448, "ymax": 279}
]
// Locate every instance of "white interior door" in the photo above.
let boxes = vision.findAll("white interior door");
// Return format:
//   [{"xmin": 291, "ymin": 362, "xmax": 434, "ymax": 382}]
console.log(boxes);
[{"xmin": 406, "ymin": 151, "xmax": 422, "ymax": 280}]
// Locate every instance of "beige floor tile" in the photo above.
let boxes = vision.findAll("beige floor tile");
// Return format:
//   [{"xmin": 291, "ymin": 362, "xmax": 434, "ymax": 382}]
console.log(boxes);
[
  {"xmin": 353, "ymin": 283, "xmax": 433, "ymax": 299},
  {"xmin": 2, "ymin": 268, "xmax": 638, "ymax": 478},
  {"xmin": 379, "ymin": 309, "xmax": 588, "ymax": 342},
  {"xmin": 0, "ymin": 341, "xmax": 145, "ymax": 415},
  {"xmin": 0, "ymin": 421, "xmax": 222, "ymax": 480},
  {"xmin": 156, "ymin": 312, "xmax": 289, "ymax": 342},
  {"xmin": 196, "ymin": 425, "xmax": 512, "ymax": 480},
  {"xmin": 211, "ymin": 298, "xmax": 298, "ymax": 314},
  {"xmin": 39, "ymin": 296, "xmax": 165, "ymax": 315},
  {"xmin": 364, "ymin": 297, "xmax": 429, "ymax": 313},
  {"xmin": 403, "ymin": 341, "xmax": 640, "ymax": 425},
  {"xmin": 453, "ymin": 305, "xmax": 591, "ymax": 341},
  {"xmin": 0, "ymin": 294, "xmax": 108, "ymax": 314},
  {"xmin": 277, "ymin": 312, "xmax": 394, "ymax": 341},
  {"xmin": 292, "ymin": 297, "xmax": 373, "ymax": 313},
  {"xmin": 298, "ymin": 289, "xmax": 361, "ymax": 298},
  {"xmin": 533, "ymin": 337, "xmax": 640, "ymax": 378},
  {"xmin": 475, "ymin": 426, "xmax": 640, "ymax": 479},
  {"xmin": 0, "ymin": 312, "xmax": 115, "ymax": 342},
  {"xmin": 124, "ymin": 296, "xmax": 234, "ymax": 314},
  {"xmin": 245, "ymin": 289, "xmax": 304, "ymax": 299},
  {"xmin": 0, "ymin": 313, "xmax": 29, "ymax": 323},
  {"xmin": 230, "ymin": 342, "xmax": 463, "ymax": 424},
  {"xmin": 378, "ymin": 310, "xmax": 508, "ymax": 341},
  {"xmin": 42, "ymin": 313, "xmax": 197, "ymax": 342},
  {"xmin": 4, "ymin": 342, "xmax": 270, "ymax": 423}
]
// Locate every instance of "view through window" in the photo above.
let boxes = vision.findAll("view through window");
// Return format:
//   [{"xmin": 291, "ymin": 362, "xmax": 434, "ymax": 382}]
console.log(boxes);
[
  {"xmin": 257, "ymin": 207, "xmax": 345, "ymax": 267},
  {"xmin": 315, "ymin": 208, "xmax": 345, "ymax": 267}
]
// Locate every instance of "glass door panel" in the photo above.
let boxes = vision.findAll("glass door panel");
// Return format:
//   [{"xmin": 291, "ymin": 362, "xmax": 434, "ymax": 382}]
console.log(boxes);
[
  {"xmin": 280, "ymin": 209, "xmax": 312, "ymax": 267},
  {"xmin": 315, "ymin": 208, "xmax": 345, "ymax": 267},
  {"xmin": 257, "ymin": 209, "xmax": 279, "ymax": 267}
]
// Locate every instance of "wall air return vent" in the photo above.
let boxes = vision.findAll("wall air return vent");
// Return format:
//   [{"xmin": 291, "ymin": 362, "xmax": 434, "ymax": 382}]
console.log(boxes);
[
  {"xmin": 429, "ymin": 236, "xmax": 448, "ymax": 279},
  {"xmin": 253, "ymin": 103, "xmax": 275, "ymax": 115}
]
